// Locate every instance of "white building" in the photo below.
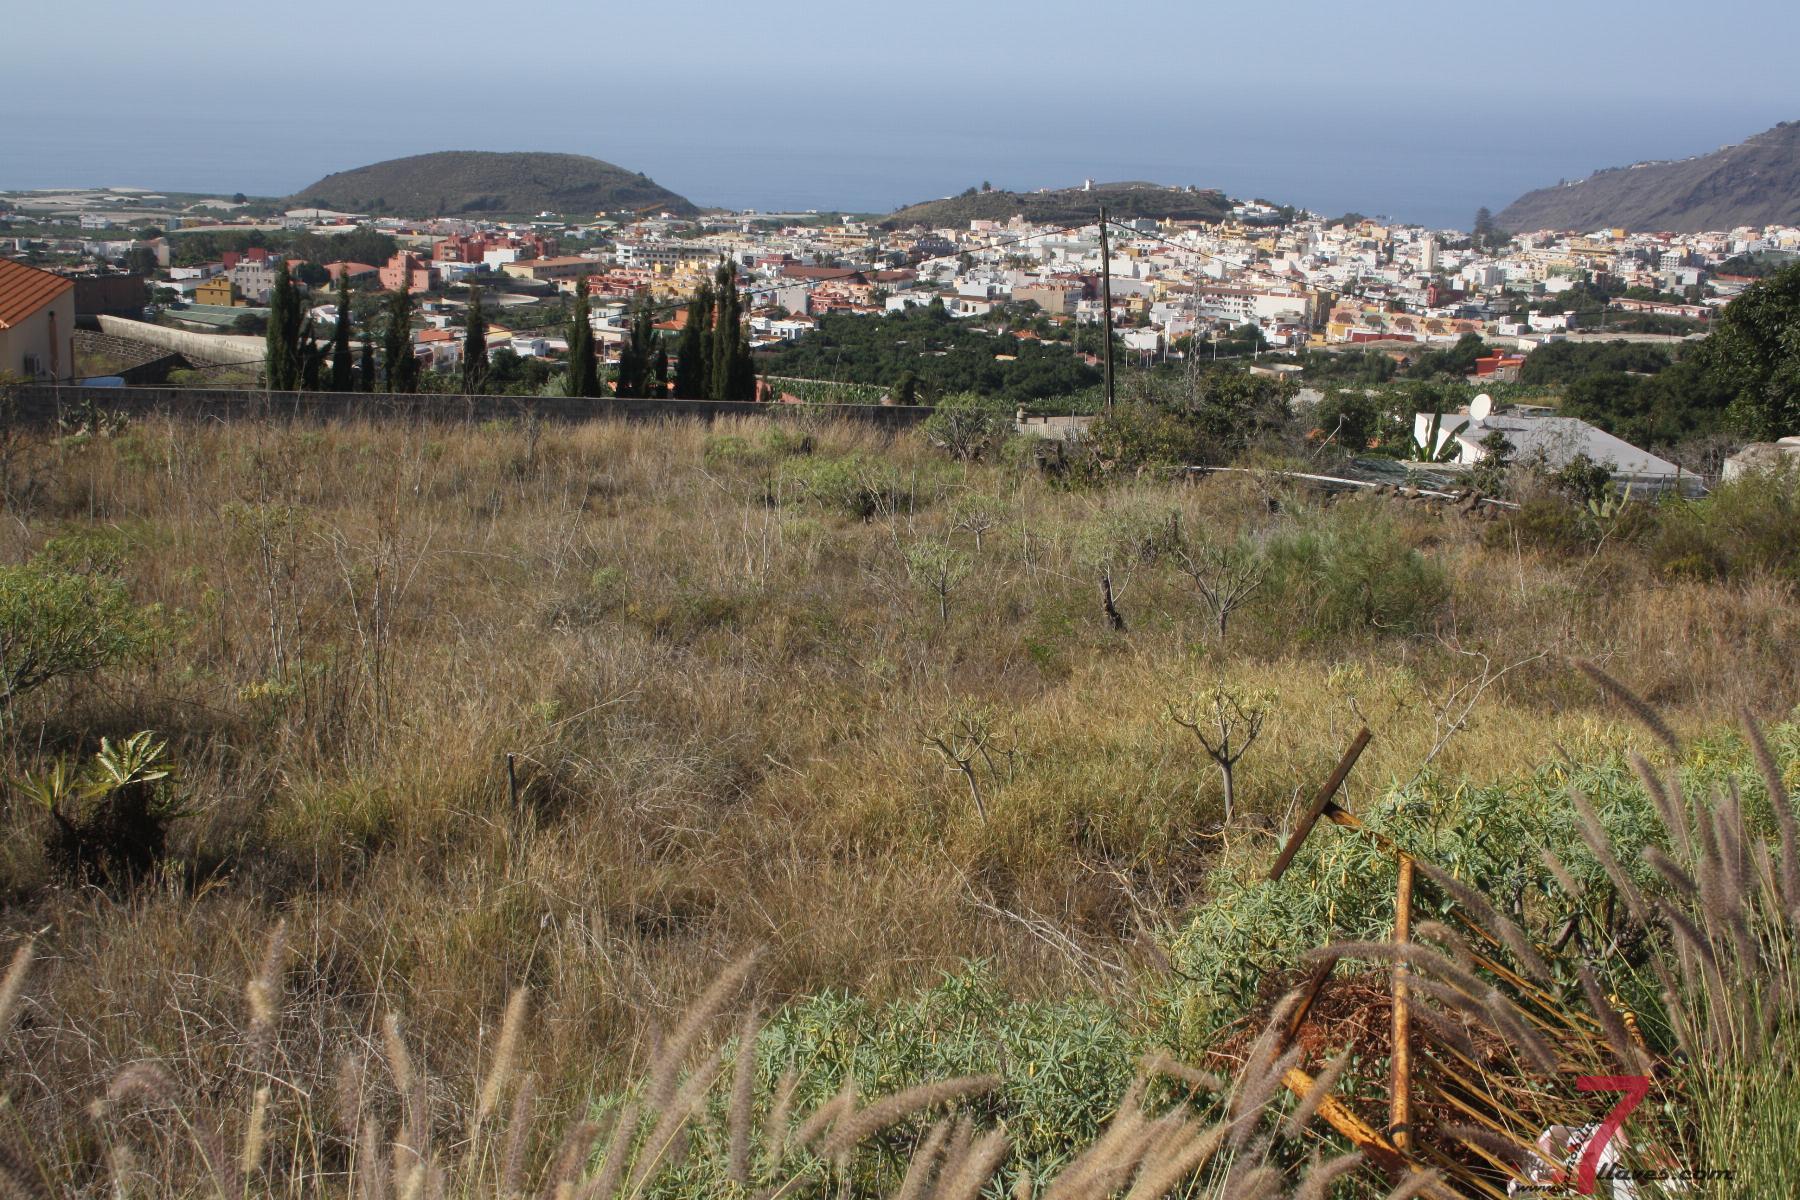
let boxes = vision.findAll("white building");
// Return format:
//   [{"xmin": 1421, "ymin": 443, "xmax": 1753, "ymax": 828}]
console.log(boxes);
[
  {"xmin": 1413, "ymin": 407, "xmax": 1689, "ymax": 489},
  {"xmin": 1723, "ymin": 437, "xmax": 1800, "ymax": 480}
]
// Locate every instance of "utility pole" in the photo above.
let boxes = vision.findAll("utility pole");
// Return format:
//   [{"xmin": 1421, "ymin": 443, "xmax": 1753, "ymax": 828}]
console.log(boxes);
[{"xmin": 1099, "ymin": 205, "xmax": 1114, "ymax": 410}]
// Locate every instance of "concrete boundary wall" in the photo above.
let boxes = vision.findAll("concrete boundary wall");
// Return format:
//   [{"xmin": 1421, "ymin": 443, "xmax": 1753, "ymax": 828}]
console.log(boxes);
[
  {"xmin": 4, "ymin": 384, "xmax": 933, "ymax": 430},
  {"xmin": 91, "ymin": 316, "xmax": 267, "ymax": 366}
]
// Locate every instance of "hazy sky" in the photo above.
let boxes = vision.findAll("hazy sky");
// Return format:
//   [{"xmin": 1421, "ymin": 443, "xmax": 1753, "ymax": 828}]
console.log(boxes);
[{"xmin": 4, "ymin": 0, "xmax": 1796, "ymax": 227}]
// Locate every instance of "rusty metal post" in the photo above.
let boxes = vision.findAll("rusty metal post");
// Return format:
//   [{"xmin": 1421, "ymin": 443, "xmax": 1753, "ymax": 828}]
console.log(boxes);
[
  {"xmin": 1268, "ymin": 728, "xmax": 1371, "ymax": 882},
  {"xmin": 1391, "ymin": 853, "xmax": 1415, "ymax": 1152},
  {"xmin": 1279, "ymin": 1064, "xmax": 1408, "ymax": 1174}
]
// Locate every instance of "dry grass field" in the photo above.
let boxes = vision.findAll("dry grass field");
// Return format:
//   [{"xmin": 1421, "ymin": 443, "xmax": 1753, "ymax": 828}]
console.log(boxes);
[{"xmin": 0, "ymin": 410, "xmax": 1795, "ymax": 1196}]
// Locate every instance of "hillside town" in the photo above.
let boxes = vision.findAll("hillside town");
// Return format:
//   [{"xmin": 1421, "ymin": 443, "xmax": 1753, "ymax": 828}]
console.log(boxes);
[
  {"xmin": 5, "ymin": 183, "xmax": 1799, "ymax": 489},
  {"xmin": 8, "ymin": 2, "xmax": 1800, "ymax": 1188},
  {"xmin": 6, "ymin": 185, "xmax": 1795, "ymax": 369}
]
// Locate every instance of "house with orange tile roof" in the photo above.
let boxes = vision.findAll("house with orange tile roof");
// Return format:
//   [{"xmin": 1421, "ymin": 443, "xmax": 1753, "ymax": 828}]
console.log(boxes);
[
  {"xmin": 324, "ymin": 262, "xmax": 380, "ymax": 284},
  {"xmin": 0, "ymin": 259, "xmax": 76, "ymax": 380}
]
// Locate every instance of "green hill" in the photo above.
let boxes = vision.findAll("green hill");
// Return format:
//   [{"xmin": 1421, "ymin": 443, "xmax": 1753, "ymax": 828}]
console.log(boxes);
[
  {"xmin": 880, "ymin": 181, "xmax": 1235, "ymax": 229},
  {"xmin": 1497, "ymin": 120, "xmax": 1800, "ymax": 233},
  {"xmin": 288, "ymin": 151, "xmax": 698, "ymax": 218}
]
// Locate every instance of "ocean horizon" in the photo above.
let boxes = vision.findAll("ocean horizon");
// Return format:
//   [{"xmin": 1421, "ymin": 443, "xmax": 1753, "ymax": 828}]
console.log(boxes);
[{"xmin": 5, "ymin": 104, "xmax": 1789, "ymax": 232}]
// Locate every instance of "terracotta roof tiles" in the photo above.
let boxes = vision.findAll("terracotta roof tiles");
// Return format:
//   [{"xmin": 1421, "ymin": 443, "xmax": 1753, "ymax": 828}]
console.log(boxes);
[{"xmin": 0, "ymin": 259, "xmax": 75, "ymax": 330}]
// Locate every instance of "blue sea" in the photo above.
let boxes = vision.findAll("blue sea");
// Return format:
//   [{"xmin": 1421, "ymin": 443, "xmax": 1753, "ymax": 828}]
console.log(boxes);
[{"xmin": 3, "ymin": 101, "xmax": 1786, "ymax": 232}]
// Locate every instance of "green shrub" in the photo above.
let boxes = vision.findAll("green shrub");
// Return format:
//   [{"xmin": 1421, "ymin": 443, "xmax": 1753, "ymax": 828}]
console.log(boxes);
[
  {"xmin": 1082, "ymin": 402, "xmax": 1208, "ymax": 475},
  {"xmin": 1485, "ymin": 496, "xmax": 1596, "ymax": 555},
  {"xmin": 0, "ymin": 556, "xmax": 162, "ymax": 715},
  {"xmin": 1308, "ymin": 387, "xmax": 1386, "ymax": 452},
  {"xmin": 1263, "ymin": 503, "xmax": 1446, "ymax": 639},
  {"xmin": 752, "ymin": 964, "xmax": 1139, "ymax": 1188},
  {"xmin": 701, "ymin": 433, "xmax": 756, "ymax": 469},
  {"xmin": 574, "ymin": 966, "xmax": 1139, "ymax": 1199},
  {"xmin": 703, "ymin": 425, "xmax": 816, "ymax": 472},
  {"xmin": 35, "ymin": 525, "xmax": 137, "ymax": 575},
  {"xmin": 18, "ymin": 731, "xmax": 185, "ymax": 887},
  {"xmin": 1649, "ymin": 464, "xmax": 1800, "ymax": 581},
  {"xmin": 759, "ymin": 424, "xmax": 816, "ymax": 459},
  {"xmin": 777, "ymin": 454, "xmax": 914, "ymax": 520},
  {"xmin": 1161, "ymin": 747, "xmax": 1682, "ymax": 1051},
  {"xmin": 1548, "ymin": 452, "xmax": 1615, "ymax": 506},
  {"xmin": 922, "ymin": 391, "xmax": 1013, "ymax": 461},
  {"xmin": 1484, "ymin": 492, "xmax": 1659, "ymax": 557}
]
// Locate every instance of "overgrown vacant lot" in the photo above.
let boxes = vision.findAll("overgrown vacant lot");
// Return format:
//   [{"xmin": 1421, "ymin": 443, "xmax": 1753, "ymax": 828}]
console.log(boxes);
[{"xmin": 1, "ymin": 412, "xmax": 1797, "ymax": 1193}]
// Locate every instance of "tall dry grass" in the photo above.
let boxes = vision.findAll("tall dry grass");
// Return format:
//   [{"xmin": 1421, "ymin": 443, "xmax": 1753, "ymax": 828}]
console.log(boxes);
[
  {"xmin": 0, "ymin": 412, "xmax": 1794, "ymax": 1191},
  {"xmin": 1, "ymin": 934, "xmax": 1428, "ymax": 1199}
]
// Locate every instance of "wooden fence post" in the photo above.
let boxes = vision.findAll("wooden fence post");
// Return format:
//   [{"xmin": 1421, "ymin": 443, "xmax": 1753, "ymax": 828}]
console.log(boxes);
[{"xmin": 1392, "ymin": 853, "xmax": 1415, "ymax": 1152}]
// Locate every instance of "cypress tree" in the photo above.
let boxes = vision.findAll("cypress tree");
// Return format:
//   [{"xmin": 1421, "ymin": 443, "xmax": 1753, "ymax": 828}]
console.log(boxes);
[
  {"xmin": 710, "ymin": 260, "xmax": 739, "ymax": 402},
  {"xmin": 615, "ymin": 295, "xmax": 656, "ymax": 398},
  {"xmin": 263, "ymin": 267, "xmax": 285, "ymax": 389},
  {"xmin": 329, "ymin": 275, "xmax": 354, "ymax": 392},
  {"xmin": 359, "ymin": 328, "xmax": 374, "ymax": 392},
  {"xmin": 462, "ymin": 283, "xmax": 489, "ymax": 394},
  {"xmin": 264, "ymin": 262, "xmax": 305, "ymax": 390},
  {"xmin": 638, "ymin": 299, "xmax": 660, "ymax": 396},
  {"xmin": 564, "ymin": 279, "xmax": 601, "ymax": 398},
  {"xmin": 614, "ymin": 302, "xmax": 640, "ymax": 398},
  {"xmin": 300, "ymin": 320, "xmax": 322, "ymax": 390},
  {"xmin": 707, "ymin": 260, "xmax": 758, "ymax": 402},
  {"xmin": 651, "ymin": 346, "xmax": 668, "ymax": 396},
  {"xmin": 673, "ymin": 281, "xmax": 713, "ymax": 399},
  {"xmin": 735, "ymin": 324, "xmax": 758, "ymax": 402},
  {"xmin": 383, "ymin": 281, "xmax": 420, "ymax": 394}
]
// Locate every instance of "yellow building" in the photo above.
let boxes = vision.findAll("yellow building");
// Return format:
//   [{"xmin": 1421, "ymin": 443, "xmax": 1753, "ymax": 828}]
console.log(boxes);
[{"xmin": 194, "ymin": 276, "xmax": 242, "ymax": 306}]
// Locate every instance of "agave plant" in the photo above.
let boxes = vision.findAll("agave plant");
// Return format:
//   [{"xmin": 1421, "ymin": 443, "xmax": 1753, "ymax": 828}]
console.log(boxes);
[
  {"xmin": 19, "ymin": 730, "xmax": 184, "ymax": 888},
  {"xmin": 89, "ymin": 731, "xmax": 176, "ymax": 792}
]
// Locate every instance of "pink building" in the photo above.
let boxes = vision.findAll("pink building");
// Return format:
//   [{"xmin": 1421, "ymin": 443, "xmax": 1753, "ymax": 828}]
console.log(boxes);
[
  {"xmin": 431, "ymin": 233, "xmax": 555, "ymax": 263},
  {"xmin": 379, "ymin": 253, "xmax": 437, "ymax": 294}
]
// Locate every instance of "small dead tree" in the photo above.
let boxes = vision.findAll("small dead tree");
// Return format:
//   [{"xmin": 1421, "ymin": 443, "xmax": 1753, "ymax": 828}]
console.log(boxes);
[
  {"xmin": 1166, "ymin": 683, "xmax": 1275, "ymax": 824},
  {"xmin": 1406, "ymin": 629, "xmax": 1554, "ymax": 786},
  {"xmin": 1075, "ymin": 502, "xmax": 1180, "ymax": 634},
  {"xmin": 324, "ymin": 511, "xmax": 434, "ymax": 733},
  {"xmin": 225, "ymin": 501, "xmax": 306, "ymax": 682},
  {"xmin": 1100, "ymin": 572, "xmax": 1126, "ymax": 632},
  {"xmin": 1174, "ymin": 537, "xmax": 1265, "ymax": 641},
  {"xmin": 948, "ymin": 494, "xmax": 1005, "ymax": 555},
  {"xmin": 923, "ymin": 703, "xmax": 1018, "ymax": 823},
  {"xmin": 904, "ymin": 538, "xmax": 971, "ymax": 625}
]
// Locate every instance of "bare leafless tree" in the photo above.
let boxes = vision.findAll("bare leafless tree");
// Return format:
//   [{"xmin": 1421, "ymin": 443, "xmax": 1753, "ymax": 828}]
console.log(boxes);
[
  {"xmin": 1075, "ymin": 501, "xmax": 1180, "ymax": 634},
  {"xmin": 1174, "ymin": 537, "xmax": 1265, "ymax": 641},
  {"xmin": 948, "ymin": 494, "xmax": 1004, "ymax": 555},
  {"xmin": 1167, "ymin": 684, "xmax": 1276, "ymax": 824},
  {"xmin": 904, "ymin": 538, "xmax": 970, "ymax": 625},
  {"xmin": 922, "ymin": 703, "xmax": 1018, "ymax": 823}
]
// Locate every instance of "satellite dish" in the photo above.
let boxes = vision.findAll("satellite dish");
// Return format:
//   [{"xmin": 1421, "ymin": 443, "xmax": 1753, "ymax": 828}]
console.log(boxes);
[{"xmin": 1470, "ymin": 393, "xmax": 1493, "ymax": 420}]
